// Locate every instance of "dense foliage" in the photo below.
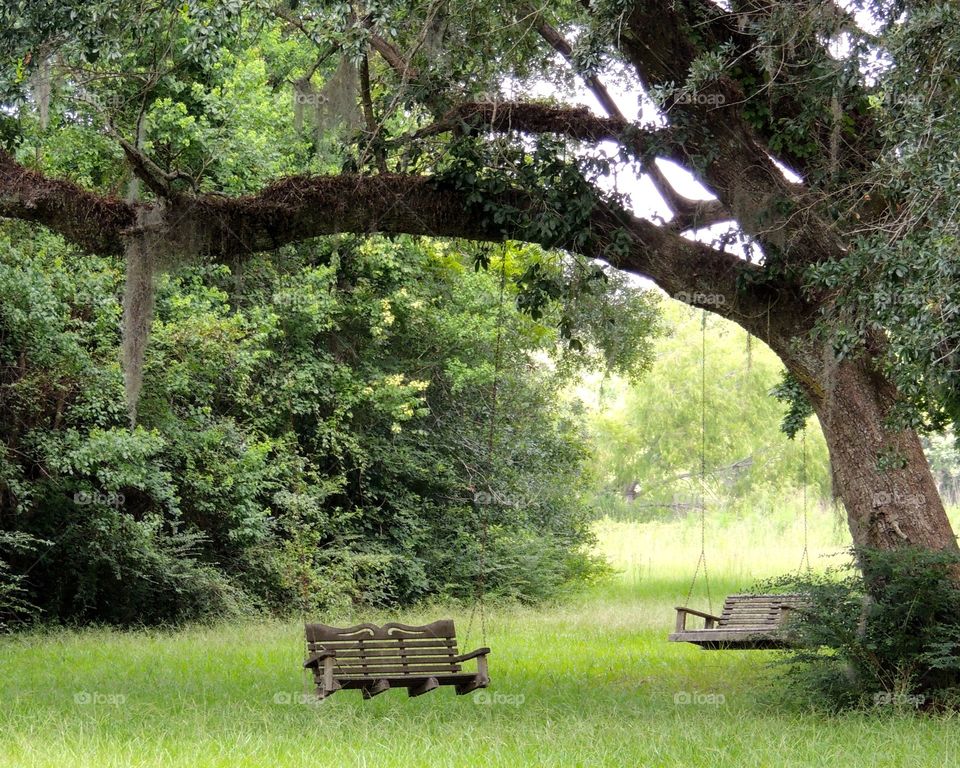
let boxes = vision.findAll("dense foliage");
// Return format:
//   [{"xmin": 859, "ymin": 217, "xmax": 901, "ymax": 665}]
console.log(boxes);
[
  {"xmin": 806, "ymin": 3, "xmax": 960, "ymax": 435},
  {"xmin": 774, "ymin": 548, "xmax": 960, "ymax": 711},
  {"xmin": 0, "ymin": 221, "xmax": 658, "ymax": 627},
  {"xmin": 0, "ymin": 0, "xmax": 674, "ymax": 627}
]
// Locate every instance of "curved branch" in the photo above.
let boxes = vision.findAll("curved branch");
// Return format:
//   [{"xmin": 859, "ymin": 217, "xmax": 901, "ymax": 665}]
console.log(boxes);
[
  {"xmin": 0, "ymin": 149, "xmax": 133, "ymax": 253},
  {"xmin": 529, "ymin": 11, "xmax": 731, "ymax": 230},
  {"xmin": 0, "ymin": 148, "xmax": 816, "ymax": 355},
  {"xmin": 171, "ymin": 171, "xmax": 811, "ymax": 344}
]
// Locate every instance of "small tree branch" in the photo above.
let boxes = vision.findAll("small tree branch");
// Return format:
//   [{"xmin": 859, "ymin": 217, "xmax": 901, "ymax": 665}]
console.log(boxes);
[
  {"xmin": 532, "ymin": 15, "xmax": 627, "ymax": 122},
  {"xmin": 116, "ymin": 136, "xmax": 179, "ymax": 200},
  {"xmin": 368, "ymin": 33, "xmax": 419, "ymax": 82},
  {"xmin": 530, "ymin": 11, "xmax": 731, "ymax": 231},
  {"xmin": 358, "ymin": 50, "xmax": 388, "ymax": 173}
]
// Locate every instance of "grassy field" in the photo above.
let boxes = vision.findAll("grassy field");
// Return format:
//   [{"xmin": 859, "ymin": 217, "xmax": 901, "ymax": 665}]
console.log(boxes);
[{"xmin": 3, "ymin": 513, "xmax": 959, "ymax": 768}]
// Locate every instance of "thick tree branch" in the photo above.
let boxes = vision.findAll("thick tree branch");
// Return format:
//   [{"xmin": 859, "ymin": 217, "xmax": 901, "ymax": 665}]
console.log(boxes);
[
  {"xmin": 0, "ymin": 147, "xmax": 814, "ymax": 354},
  {"xmin": 529, "ymin": 11, "xmax": 730, "ymax": 231},
  {"xmin": 421, "ymin": 101, "xmax": 628, "ymax": 143},
  {"xmin": 0, "ymin": 149, "xmax": 133, "ymax": 253},
  {"xmin": 590, "ymin": 0, "xmax": 847, "ymax": 267},
  {"xmin": 176, "ymin": 172, "xmax": 811, "ymax": 345}
]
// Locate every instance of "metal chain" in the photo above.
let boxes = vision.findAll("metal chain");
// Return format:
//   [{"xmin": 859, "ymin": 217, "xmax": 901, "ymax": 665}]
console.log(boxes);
[
  {"xmin": 467, "ymin": 251, "xmax": 506, "ymax": 647},
  {"xmin": 797, "ymin": 425, "xmax": 812, "ymax": 576},
  {"xmin": 683, "ymin": 310, "xmax": 712, "ymax": 612}
]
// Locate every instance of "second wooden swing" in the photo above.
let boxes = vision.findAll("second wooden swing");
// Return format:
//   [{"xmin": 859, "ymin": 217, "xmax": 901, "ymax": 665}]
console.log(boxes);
[{"xmin": 667, "ymin": 311, "xmax": 808, "ymax": 650}]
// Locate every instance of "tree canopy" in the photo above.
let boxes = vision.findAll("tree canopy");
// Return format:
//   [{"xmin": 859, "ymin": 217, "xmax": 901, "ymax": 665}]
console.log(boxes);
[{"xmin": 3, "ymin": 1, "xmax": 960, "ymax": 557}]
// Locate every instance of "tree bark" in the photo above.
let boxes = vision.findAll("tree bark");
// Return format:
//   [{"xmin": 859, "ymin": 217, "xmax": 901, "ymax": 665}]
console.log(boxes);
[{"xmin": 805, "ymin": 354, "xmax": 958, "ymax": 552}]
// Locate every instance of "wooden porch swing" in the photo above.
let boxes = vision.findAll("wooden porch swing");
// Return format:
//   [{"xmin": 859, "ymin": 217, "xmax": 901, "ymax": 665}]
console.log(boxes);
[
  {"xmin": 301, "ymin": 250, "xmax": 510, "ymax": 697},
  {"xmin": 666, "ymin": 311, "xmax": 809, "ymax": 650},
  {"xmin": 304, "ymin": 620, "xmax": 489, "ymax": 699}
]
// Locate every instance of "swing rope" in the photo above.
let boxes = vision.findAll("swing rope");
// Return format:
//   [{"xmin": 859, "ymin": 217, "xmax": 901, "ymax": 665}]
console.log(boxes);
[
  {"xmin": 683, "ymin": 310, "xmax": 712, "ymax": 612},
  {"xmin": 466, "ymin": 251, "xmax": 507, "ymax": 647},
  {"xmin": 299, "ymin": 547, "xmax": 314, "ymax": 699},
  {"xmin": 796, "ymin": 425, "xmax": 812, "ymax": 576}
]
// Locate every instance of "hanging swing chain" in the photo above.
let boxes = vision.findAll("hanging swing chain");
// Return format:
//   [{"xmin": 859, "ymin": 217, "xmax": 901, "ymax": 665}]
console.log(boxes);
[
  {"xmin": 683, "ymin": 310, "xmax": 712, "ymax": 612},
  {"xmin": 299, "ymin": 545, "xmax": 313, "ymax": 697},
  {"xmin": 467, "ymin": 252, "xmax": 507, "ymax": 647},
  {"xmin": 797, "ymin": 425, "xmax": 812, "ymax": 576}
]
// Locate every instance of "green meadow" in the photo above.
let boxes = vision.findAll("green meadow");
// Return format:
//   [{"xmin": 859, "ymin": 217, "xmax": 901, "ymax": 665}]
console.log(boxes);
[{"xmin": 4, "ymin": 512, "xmax": 959, "ymax": 768}]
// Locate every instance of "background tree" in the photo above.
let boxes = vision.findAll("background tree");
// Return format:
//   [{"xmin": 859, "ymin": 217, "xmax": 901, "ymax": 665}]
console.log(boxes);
[{"xmin": 0, "ymin": 219, "xmax": 657, "ymax": 625}]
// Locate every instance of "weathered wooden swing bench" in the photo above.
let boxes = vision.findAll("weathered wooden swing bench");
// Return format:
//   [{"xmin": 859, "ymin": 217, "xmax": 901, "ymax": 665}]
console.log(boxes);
[
  {"xmin": 304, "ymin": 620, "xmax": 490, "ymax": 699},
  {"xmin": 668, "ymin": 594, "xmax": 806, "ymax": 650}
]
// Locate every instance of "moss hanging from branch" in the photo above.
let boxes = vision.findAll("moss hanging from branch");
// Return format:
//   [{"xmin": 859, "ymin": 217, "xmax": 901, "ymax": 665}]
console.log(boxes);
[
  {"xmin": 121, "ymin": 205, "xmax": 198, "ymax": 426},
  {"xmin": 316, "ymin": 55, "xmax": 361, "ymax": 136},
  {"xmin": 121, "ymin": 229, "xmax": 156, "ymax": 427}
]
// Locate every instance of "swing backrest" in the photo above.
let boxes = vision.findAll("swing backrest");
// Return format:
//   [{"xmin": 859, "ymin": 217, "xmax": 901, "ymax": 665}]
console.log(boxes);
[
  {"xmin": 717, "ymin": 594, "xmax": 806, "ymax": 630},
  {"xmin": 305, "ymin": 620, "xmax": 463, "ymax": 679}
]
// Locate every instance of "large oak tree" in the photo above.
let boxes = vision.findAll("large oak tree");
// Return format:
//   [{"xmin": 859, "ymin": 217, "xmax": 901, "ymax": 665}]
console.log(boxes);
[{"xmin": 1, "ymin": 0, "xmax": 958, "ymax": 555}]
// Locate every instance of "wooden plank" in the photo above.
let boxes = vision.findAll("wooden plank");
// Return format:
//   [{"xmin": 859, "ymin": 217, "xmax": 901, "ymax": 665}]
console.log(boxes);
[
  {"xmin": 725, "ymin": 594, "xmax": 806, "ymax": 599},
  {"xmin": 331, "ymin": 660, "xmax": 461, "ymax": 671},
  {"xmin": 331, "ymin": 664, "xmax": 462, "ymax": 676},
  {"xmin": 330, "ymin": 655, "xmax": 460, "ymax": 667},
  {"xmin": 721, "ymin": 619, "xmax": 782, "ymax": 626},
  {"xmin": 725, "ymin": 597, "xmax": 791, "ymax": 602},
  {"xmin": 670, "ymin": 637, "xmax": 789, "ymax": 650},
  {"xmin": 722, "ymin": 614, "xmax": 784, "ymax": 621},
  {"xmin": 671, "ymin": 628, "xmax": 779, "ymax": 638},
  {"xmin": 306, "ymin": 620, "xmax": 455, "ymax": 642},
  {"xmin": 307, "ymin": 639, "xmax": 456, "ymax": 651},
  {"xmin": 723, "ymin": 608, "xmax": 786, "ymax": 614},
  {"xmin": 332, "ymin": 671, "xmax": 469, "ymax": 679},
  {"xmin": 333, "ymin": 674, "xmax": 480, "ymax": 689},
  {"xmin": 314, "ymin": 647, "xmax": 457, "ymax": 659}
]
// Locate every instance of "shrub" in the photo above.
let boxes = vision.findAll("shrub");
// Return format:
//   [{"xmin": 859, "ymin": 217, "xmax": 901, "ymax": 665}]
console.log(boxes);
[
  {"xmin": 0, "ymin": 531, "xmax": 44, "ymax": 630},
  {"xmin": 0, "ymin": 229, "xmax": 627, "ymax": 625},
  {"xmin": 771, "ymin": 547, "xmax": 960, "ymax": 711}
]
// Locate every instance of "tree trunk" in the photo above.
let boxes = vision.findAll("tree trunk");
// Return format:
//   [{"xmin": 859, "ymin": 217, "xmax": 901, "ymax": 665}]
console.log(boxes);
[{"xmin": 802, "ymin": 354, "xmax": 958, "ymax": 553}]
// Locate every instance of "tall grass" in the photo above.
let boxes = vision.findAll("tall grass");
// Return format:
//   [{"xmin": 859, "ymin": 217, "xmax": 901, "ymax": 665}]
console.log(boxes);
[
  {"xmin": 3, "ymin": 515, "xmax": 960, "ymax": 767},
  {"xmin": 596, "ymin": 495, "xmax": 850, "ymax": 591}
]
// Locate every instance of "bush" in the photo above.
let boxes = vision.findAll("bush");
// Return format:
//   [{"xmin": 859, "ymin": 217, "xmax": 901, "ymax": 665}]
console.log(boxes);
[
  {"xmin": 0, "ymin": 531, "xmax": 45, "ymax": 630},
  {"xmin": 771, "ymin": 547, "xmax": 960, "ymax": 711},
  {"xmin": 0, "ymin": 228, "xmax": 630, "ymax": 625}
]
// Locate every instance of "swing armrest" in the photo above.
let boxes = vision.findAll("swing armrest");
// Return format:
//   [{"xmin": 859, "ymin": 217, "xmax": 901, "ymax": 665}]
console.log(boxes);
[
  {"xmin": 675, "ymin": 607, "xmax": 722, "ymax": 631},
  {"xmin": 454, "ymin": 647, "xmax": 489, "ymax": 681},
  {"xmin": 453, "ymin": 647, "xmax": 490, "ymax": 663},
  {"xmin": 304, "ymin": 649, "xmax": 337, "ymax": 669}
]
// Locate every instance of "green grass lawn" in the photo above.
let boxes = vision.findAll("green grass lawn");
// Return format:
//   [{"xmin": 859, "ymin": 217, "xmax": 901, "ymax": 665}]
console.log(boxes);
[{"xmin": 3, "ymin": 516, "xmax": 959, "ymax": 767}]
